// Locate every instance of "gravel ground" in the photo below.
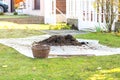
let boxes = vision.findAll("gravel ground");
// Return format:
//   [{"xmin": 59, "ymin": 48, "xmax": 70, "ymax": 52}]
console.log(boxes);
[{"xmin": 0, "ymin": 34, "xmax": 120, "ymax": 58}]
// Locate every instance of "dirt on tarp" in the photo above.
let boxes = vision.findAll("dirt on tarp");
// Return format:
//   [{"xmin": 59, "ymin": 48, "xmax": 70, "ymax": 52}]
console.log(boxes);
[{"xmin": 36, "ymin": 35, "xmax": 87, "ymax": 46}]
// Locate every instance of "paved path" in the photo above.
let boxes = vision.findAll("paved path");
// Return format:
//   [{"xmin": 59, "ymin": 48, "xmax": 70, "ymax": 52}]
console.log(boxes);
[{"xmin": 41, "ymin": 30, "xmax": 86, "ymax": 35}]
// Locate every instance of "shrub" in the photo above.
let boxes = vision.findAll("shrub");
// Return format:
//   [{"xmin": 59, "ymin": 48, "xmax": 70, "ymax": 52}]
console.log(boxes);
[
  {"xmin": 95, "ymin": 26, "xmax": 101, "ymax": 32},
  {"xmin": 49, "ymin": 24, "xmax": 71, "ymax": 30},
  {"xmin": 61, "ymin": 25, "xmax": 71, "ymax": 30},
  {"xmin": 95, "ymin": 25, "xmax": 106, "ymax": 33},
  {"xmin": 0, "ymin": 12, "xmax": 4, "ymax": 15},
  {"xmin": 71, "ymin": 24, "xmax": 78, "ymax": 30},
  {"xmin": 13, "ymin": 12, "xmax": 18, "ymax": 15}
]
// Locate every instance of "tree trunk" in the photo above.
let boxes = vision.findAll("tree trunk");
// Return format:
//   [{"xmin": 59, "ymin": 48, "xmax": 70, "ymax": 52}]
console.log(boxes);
[{"xmin": 108, "ymin": 24, "xmax": 112, "ymax": 32}]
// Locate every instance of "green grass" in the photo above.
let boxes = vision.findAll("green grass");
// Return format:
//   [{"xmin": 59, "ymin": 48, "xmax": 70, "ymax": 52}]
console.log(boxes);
[
  {"xmin": 0, "ymin": 21, "xmax": 68, "ymax": 30},
  {"xmin": 0, "ymin": 29, "xmax": 44, "ymax": 38},
  {"xmin": 0, "ymin": 29, "xmax": 120, "ymax": 79},
  {"xmin": 0, "ymin": 21, "xmax": 50, "ymax": 30},
  {"xmin": 75, "ymin": 32, "xmax": 120, "ymax": 47},
  {"xmin": 0, "ymin": 44, "xmax": 120, "ymax": 80}
]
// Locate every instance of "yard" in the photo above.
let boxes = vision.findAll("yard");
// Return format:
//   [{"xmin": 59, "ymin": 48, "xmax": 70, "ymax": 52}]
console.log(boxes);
[
  {"xmin": 0, "ymin": 21, "xmax": 69, "ymax": 30},
  {"xmin": 0, "ymin": 23, "xmax": 120, "ymax": 80},
  {"xmin": 75, "ymin": 32, "xmax": 120, "ymax": 47}
]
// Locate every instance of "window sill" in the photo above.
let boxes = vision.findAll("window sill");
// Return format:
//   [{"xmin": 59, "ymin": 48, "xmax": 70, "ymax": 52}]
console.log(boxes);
[{"xmin": 33, "ymin": 9, "xmax": 40, "ymax": 10}]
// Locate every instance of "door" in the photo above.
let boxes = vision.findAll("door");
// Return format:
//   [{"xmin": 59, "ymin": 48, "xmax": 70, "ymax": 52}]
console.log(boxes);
[{"xmin": 44, "ymin": 0, "xmax": 56, "ymax": 24}]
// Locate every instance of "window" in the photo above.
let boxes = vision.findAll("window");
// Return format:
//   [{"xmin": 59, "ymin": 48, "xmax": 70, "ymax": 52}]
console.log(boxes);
[{"xmin": 34, "ymin": 0, "xmax": 40, "ymax": 10}]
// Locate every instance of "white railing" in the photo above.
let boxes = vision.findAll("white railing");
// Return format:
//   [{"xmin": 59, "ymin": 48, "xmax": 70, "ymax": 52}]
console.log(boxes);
[{"xmin": 66, "ymin": 0, "xmax": 106, "ymax": 30}]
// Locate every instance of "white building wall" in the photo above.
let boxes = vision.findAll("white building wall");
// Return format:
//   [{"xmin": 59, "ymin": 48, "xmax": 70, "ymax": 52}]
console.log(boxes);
[
  {"xmin": 22, "ymin": 0, "xmax": 44, "ymax": 16},
  {"xmin": 66, "ymin": 0, "xmax": 106, "ymax": 30}
]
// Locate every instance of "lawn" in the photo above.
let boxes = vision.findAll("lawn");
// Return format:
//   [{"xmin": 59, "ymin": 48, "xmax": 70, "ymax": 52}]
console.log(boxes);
[
  {"xmin": 0, "ymin": 44, "xmax": 120, "ymax": 80},
  {"xmin": 0, "ymin": 21, "xmax": 50, "ymax": 30},
  {"xmin": 0, "ymin": 24, "xmax": 120, "ymax": 79},
  {"xmin": 0, "ymin": 21, "xmax": 68, "ymax": 30},
  {"xmin": 75, "ymin": 32, "xmax": 120, "ymax": 47},
  {"xmin": 0, "ymin": 29, "xmax": 45, "ymax": 38}
]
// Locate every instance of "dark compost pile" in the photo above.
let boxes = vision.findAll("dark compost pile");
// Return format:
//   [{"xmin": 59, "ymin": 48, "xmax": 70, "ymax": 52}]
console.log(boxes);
[{"xmin": 35, "ymin": 35, "xmax": 87, "ymax": 46}]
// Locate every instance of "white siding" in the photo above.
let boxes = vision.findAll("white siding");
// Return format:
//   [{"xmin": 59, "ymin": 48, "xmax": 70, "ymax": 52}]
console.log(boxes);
[
  {"xmin": 66, "ymin": 0, "xmax": 106, "ymax": 30},
  {"xmin": 22, "ymin": 0, "xmax": 44, "ymax": 16}
]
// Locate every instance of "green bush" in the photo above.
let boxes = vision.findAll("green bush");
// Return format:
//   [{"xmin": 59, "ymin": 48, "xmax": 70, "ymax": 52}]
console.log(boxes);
[
  {"xmin": 13, "ymin": 12, "xmax": 18, "ymax": 15},
  {"xmin": 61, "ymin": 25, "xmax": 71, "ymax": 30},
  {"xmin": 0, "ymin": 12, "xmax": 4, "ymax": 15},
  {"xmin": 49, "ymin": 24, "xmax": 71, "ymax": 30}
]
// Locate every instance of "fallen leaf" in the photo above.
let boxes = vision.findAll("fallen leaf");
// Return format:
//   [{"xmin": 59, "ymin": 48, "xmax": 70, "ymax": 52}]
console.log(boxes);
[
  {"xmin": 97, "ymin": 67, "xmax": 102, "ymax": 70},
  {"xmin": 2, "ymin": 65, "xmax": 8, "ymax": 68},
  {"xmin": 32, "ymin": 67, "xmax": 36, "ymax": 71}
]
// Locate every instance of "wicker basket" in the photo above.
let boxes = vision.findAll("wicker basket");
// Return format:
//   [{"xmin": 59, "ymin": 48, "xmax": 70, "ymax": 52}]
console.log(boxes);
[{"xmin": 32, "ymin": 44, "xmax": 50, "ymax": 58}]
